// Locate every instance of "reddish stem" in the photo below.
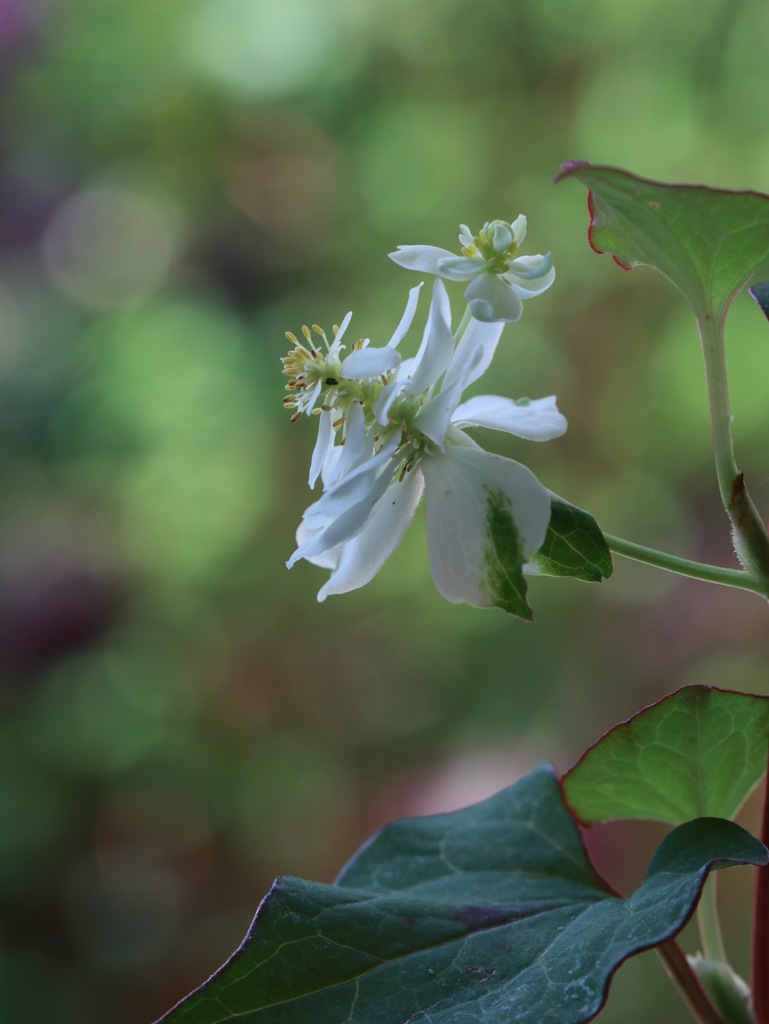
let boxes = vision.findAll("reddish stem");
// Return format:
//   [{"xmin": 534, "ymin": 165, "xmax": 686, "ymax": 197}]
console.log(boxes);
[
  {"xmin": 751, "ymin": 765, "xmax": 769, "ymax": 1023},
  {"xmin": 657, "ymin": 941, "xmax": 725, "ymax": 1024}
]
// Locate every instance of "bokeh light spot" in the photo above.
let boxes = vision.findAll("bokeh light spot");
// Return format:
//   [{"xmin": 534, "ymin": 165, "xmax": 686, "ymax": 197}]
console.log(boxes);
[
  {"xmin": 41, "ymin": 183, "xmax": 177, "ymax": 309},
  {"xmin": 184, "ymin": 0, "xmax": 335, "ymax": 97}
]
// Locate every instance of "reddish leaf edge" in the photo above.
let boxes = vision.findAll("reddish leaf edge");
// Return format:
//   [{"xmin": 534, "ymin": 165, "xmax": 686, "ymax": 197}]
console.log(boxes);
[
  {"xmin": 554, "ymin": 161, "xmax": 769, "ymax": 273},
  {"xmin": 554, "ymin": 160, "xmax": 769, "ymax": 203},
  {"xmin": 562, "ymin": 684, "xmax": 769, "ymax": 828}
]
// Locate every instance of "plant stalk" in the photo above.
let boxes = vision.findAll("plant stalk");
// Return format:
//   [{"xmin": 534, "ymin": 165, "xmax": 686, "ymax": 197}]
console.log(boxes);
[
  {"xmin": 697, "ymin": 311, "xmax": 769, "ymax": 588},
  {"xmin": 454, "ymin": 304, "xmax": 473, "ymax": 342},
  {"xmin": 603, "ymin": 534, "xmax": 765, "ymax": 594},
  {"xmin": 658, "ymin": 941, "xmax": 726, "ymax": 1024},
  {"xmin": 698, "ymin": 876, "xmax": 727, "ymax": 964}
]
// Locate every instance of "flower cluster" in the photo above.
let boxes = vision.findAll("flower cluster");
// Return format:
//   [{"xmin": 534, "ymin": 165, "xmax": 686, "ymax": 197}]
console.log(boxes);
[
  {"xmin": 390, "ymin": 216, "xmax": 555, "ymax": 322},
  {"xmin": 283, "ymin": 220, "xmax": 564, "ymax": 616}
]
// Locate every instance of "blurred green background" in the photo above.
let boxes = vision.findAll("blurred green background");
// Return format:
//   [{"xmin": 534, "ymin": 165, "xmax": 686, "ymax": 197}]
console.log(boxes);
[{"xmin": 1, "ymin": 0, "xmax": 769, "ymax": 1020}]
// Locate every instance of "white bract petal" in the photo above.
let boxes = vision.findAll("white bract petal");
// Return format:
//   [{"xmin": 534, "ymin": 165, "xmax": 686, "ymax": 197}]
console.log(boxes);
[
  {"xmin": 308, "ymin": 408, "xmax": 334, "ymax": 488},
  {"xmin": 508, "ymin": 252, "xmax": 553, "ymax": 280},
  {"xmin": 327, "ymin": 401, "xmax": 368, "ymax": 483},
  {"xmin": 435, "ymin": 255, "xmax": 484, "ymax": 279},
  {"xmin": 335, "ymin": 310, "xmax": 353, "ymax": 344},
  {"xmin": 341, "ymin": 345, "xmax": 401, "ymax": 379},
  {"xmin": 465, "ymin": 272, "xmax": 524, "ymax": 323},
  {"xmin": 388, "ymin": 244, "xmax": 456, "ymax": 275},
  {"xmin": 289, "ymin": 455, "xmax": 396, "ymax": 567},
  {"xmin": 295, "ymin": 518, "xmax": 337, "ymax": 570},
  {"xmin": 509, "ymin": 214, "xmax": 527, "ymax": 246},
  {"xmin": 390, "ymin": 217, "xmax": 554, "ymax": 323},
  {"xmin": 422, "ymin": 438, "xmax": 551, "ymax": 611},
  {"xmin": 304, "ymin": 377, "xmax": 323, "ymax": 414},
  {"xmin": 372, "ymin": 379, "xmax": 403, "ymax": 425},
  {"xmin": 458, "ymin": 224, "xmax": 474, "ymax": 247},
  {"xmin": 404, "ymin": 279, "xmax": 455, "ymax": 395},
  {"xmin": 506, "ymin": 255, "xmax": 555, "ymax": 297},
  {"xmin": 285, "ymin": 258, "xmax": 565, "ymax": 615},
  {"xmin": 317, "ymin": 468, "xmax": 425, "ymax": 600},
  {"xmin": 387, "ymin": 282, "xmax": 423, "ymax": 348},
  {"xmin": 452, "ymin": 395, "xmax": 568, "ymax": 441},
  {"xmin": 443, "ymin": 317, "xmax": 504, "ymax": 392},
  {"xmin": 413, "ymin": 374, "xmax": 467, "ymax": 447},
  {"xmin": 490, "ymin": 221, "xmax": 514, "ymax": 253},
  {"xmin": 309, "ymin": 432, "xmax": 399, "ymax": 521}
]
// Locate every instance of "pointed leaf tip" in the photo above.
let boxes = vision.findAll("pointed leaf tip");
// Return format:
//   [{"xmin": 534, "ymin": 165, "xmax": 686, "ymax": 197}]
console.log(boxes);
[{"xmin": 553, "ymin": 159, "xmax": 591, "ymax": 183}]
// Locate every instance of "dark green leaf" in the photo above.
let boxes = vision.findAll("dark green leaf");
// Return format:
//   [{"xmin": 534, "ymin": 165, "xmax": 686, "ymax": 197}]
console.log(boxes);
[
  {"xmin": 156, "ymin": 765, "xmax": 767, "ymax": 1024},
  {"xmin": 556, "ymin": 162, "xmax": 769, "ymax": 322},
  {"xmin": 564, "ymin": 685, "xmax": 769, "ymax": 825},
  {"xmin": 529, "ymin": 497, "xmax": 613, "ymax": 582}
]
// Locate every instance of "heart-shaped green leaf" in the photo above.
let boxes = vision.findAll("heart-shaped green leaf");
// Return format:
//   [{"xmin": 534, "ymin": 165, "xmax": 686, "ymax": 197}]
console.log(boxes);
[
  {"xmin": 555, "ymin": 163, "xmax": 769, "ymax": 322},
  {"xmin": 529, "ymin": 497, "xmax": 613, "ymax": 582},
  {"xmin": 155, "ymin": 765, "xmax": 767, "ymax": 1024},
  {"xmin": 564, "ymin": 685, "xmax": 769, "ymax": 826}
]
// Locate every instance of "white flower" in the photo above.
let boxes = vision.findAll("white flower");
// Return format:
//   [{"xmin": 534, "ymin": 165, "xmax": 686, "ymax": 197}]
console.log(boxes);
[
  {"xmin": 282, "ymin": 283, "xmax": 422, "ymax": 487},
  {"xmin": 389, "ymin": 216, "xmax": 555, "ymax": 323},
  {"xmin": 287, "ymin": 280, "xmax": 567, "ymax": 617}
]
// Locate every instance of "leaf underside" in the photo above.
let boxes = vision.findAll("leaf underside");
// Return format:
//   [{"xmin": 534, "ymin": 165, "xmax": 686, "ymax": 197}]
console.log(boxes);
[
  {"xmin": 564, "ymin": 684, "xmax": 769, "ymax": 826},
  {"xmin": 156, "ymin": 765, "xmax": 767, "ymax": 1024},
  {"xmin": 556, "ymin": 162, "xmax": 769, "ymax": 321}
]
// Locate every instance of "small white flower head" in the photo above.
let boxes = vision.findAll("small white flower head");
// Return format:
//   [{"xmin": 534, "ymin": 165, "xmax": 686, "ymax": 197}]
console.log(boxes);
[
  {"xmin": 281, "ymin": 315, "xmax": 353, "ymax": 421},
  {"xmin": 281, "ymin": 285, "xmax": 423, "ymax": 487},
  {"xmin": 286, "ymin": 280, "xmax": 567, "ymax": 617},
  {"xmin": 389, "ymin": 215, "xmax": 555, "ymax": 323}
]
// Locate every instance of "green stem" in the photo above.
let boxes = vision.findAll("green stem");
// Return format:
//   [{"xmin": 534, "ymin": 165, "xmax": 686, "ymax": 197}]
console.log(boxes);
[
  {"xmin": 698, "ymin": 312, "xmax": 739, "ymax": 508},
  {"xmin": 658, "ymin": 942, "xmax": 726, "ymax": 1024},
  {"xmin": 603, "ymin": 533, "xmax": 765, "ymax": 594},
  {"xmin": 697, "ymin": 312, "xmax": 769, "ymax": 586},
  {"xmin": 698, "ymin": 876, "xmax": 727, "ymax": 964},
  {"xmin": 454, "ymin": 304, "xmax": 473, "ymax": 342}
]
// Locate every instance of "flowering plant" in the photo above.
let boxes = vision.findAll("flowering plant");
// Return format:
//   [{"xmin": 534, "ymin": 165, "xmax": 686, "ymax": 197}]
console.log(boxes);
[
  {"xmin": 389, "ymin": 216, "xmax": 555, "ymax": 322},
  {"xmin": 155, "ymin": 167, "xmax": 769, "ymax": 1024},
  {"xmin": 286, "ymin": 275, "xmax": 568, "ymax": 614}
]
